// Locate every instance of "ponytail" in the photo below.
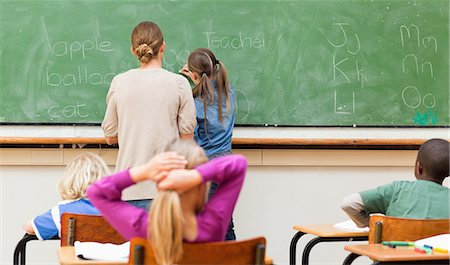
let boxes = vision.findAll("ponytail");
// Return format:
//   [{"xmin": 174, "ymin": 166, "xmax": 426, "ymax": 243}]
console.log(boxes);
[
  {"xmin": 189, "ymin": 48, "xmax": 231, "ymax": 124},
  {"xmin": 148, "ymin": 191, "xmax": 183, "ymax": 265},
  {"xmin": 214, "ymin": 61, "xmax": 231, "ymax": 122}
]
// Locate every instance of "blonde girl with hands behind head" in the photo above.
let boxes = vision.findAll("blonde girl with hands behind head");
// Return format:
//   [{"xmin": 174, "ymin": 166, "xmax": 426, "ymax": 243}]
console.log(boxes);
[
  {"xmin": 88, "ymin": 140, "xmax": 247, "ymax": 265},
  {"xmin": 23, "ymin": 153, "xmax": 109, "ymax": 240}
]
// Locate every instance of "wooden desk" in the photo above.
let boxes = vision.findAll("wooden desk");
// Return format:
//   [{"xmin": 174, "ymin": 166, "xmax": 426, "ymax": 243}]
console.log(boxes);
[
  {"xmin": 289, "ymin": 224, "xmax": 368, "ymax": 265},
  {"xmin": 58, "ymin": 246, "xmax": 274, "ymax": 265},
  {"xmin": 58, "ymin": 247, "xmax": 126, "ymax": 265},
  {"xmin": 344, "ymin": 244, "xmax": 450, "ymax": 264}
]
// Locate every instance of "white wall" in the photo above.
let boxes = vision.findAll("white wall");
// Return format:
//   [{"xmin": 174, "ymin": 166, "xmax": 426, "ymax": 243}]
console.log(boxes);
[{"xmin": 3, "ymin": 147, "xmax": 447, "ymax": 265}]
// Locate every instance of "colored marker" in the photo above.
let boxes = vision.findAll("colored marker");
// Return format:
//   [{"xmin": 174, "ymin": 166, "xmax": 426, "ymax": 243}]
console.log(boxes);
[
  {"xmin": 433, "ymin": 247, "xmax": 449, "ymax": 254},
  {"xmin": 414, "ymin": 247, "xmax": 427, "ymax": 254},
  {"xmin": 414, "ymin": 246, "xmax": 432, "ymax": 254},
  {"xmin": 382, "ymin": 241, "xmax": 414, "ymax": 246}
]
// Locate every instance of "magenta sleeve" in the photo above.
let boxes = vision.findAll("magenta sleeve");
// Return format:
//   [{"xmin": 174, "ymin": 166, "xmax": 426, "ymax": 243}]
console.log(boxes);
[
  {"xmin": 195, "ymin": 154, "xmax": 247, "ymax": 242},
  {"xmin": 87, "ymin": 170, "xmax": 148, "ymax": 240}
]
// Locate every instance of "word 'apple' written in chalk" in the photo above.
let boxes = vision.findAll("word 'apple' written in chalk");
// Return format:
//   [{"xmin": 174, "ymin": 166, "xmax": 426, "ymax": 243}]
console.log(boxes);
[{"xmin": 49, "ymin": 38, "xmax": 114, "ymax": 60}]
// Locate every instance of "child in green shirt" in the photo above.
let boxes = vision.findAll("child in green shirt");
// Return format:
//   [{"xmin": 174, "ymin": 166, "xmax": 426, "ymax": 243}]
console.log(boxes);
[{"xmin": 341, "ymin": 138, "xmax": 450, "ymax": 227}]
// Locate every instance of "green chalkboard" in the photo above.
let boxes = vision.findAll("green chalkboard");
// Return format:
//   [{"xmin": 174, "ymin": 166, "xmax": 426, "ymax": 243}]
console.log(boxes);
[{"xmin": 0, "ymin": 0, "xmax": 449, "ymax": 126}]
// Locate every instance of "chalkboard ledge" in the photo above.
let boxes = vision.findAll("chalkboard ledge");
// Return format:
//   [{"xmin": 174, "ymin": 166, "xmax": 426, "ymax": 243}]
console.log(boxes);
[{"xmin": 0, "ymin": 137, "xmax": 444, "ymax": 150}]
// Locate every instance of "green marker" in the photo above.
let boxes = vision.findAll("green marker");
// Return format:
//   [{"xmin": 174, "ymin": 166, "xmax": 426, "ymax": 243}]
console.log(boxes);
[{"xmin": 382, "ymin": 241, "xmax": 414, "ymax": 246}]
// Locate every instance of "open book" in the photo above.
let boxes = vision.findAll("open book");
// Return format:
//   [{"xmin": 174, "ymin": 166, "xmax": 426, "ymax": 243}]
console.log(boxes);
[
  {"xmin": 414, "ymin": 234, "xmax": 450, "ymax": 251},
  {"xmin": 333, "ymin": 220, "xmax": 370, "ymax": 232},
  {"xmin": 74, "ymin": 241, "xmax": 130, "ymax": 261}
]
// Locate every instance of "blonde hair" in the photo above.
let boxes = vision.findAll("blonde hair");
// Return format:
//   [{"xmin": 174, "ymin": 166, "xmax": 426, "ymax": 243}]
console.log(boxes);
[
  {"xmin": 58, "ymin": 152, "xmax": 110, "ymax": 200},
  {"xmin": 131, "ymin": 21, "xmax": 164, "ymax": 64},
  {"xmin": 149, "ymin": 140, "xmax": 208, "ymax": 265}
]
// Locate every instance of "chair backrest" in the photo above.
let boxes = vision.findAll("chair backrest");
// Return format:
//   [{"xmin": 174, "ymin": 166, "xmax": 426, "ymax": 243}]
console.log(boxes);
[
  {"xmin": 128, "ymin": 237, "xmax": 266, "ymax": 265},
  {"xmin": 60, "ymin": 213, "xmax": 126, "ymax": 246},
  {"xmin": 368, "ymin": 215, "xmax": 450, "ymax": 243}
]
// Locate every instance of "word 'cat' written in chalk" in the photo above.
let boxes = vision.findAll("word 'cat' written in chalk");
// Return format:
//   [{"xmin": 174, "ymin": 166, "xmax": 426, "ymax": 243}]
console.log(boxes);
[
  {"xmin": 47, "ymin": 104, "xmax": 89, "ymax": 119},
  {"xmin": 50, "ymin": 38, "xmax": 114, "ymax": 60},
  {"xmin": 203, "ymin": 32, "xmax": 265, "ymax": 49},
  {"xmin": 46, "ymin": 66, "xmax": 116, "ymax": 87}
]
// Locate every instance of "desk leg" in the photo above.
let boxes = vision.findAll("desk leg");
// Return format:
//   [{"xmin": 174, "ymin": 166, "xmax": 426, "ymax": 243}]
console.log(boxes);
[
  {"xmin": 13, "ymin": 234, "xmax": 38, "ymax": 265},
  {"xmin": 289, "ymin": 231, "xmax": 306, "ymax": 265},
  {"xmin": 302, "ymin": 237, "xmax": 368, "ymax": 265},
  {"xmin": 342, "ymin": 253, "xmax": 360, "ymax": 265},
  {"xmin": 13, "ymin": 234, "xmax": 58, "ymax": 265}
]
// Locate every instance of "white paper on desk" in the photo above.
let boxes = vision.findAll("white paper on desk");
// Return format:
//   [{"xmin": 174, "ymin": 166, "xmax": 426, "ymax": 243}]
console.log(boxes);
[
  {"xmin": 74, "ymin": 241, "xmax": 130, "ymax": 261},
  {"xmin": 414, "ymin": 234, "xmax": 450, "ymax": 250},
  {"xmin": 333, "ymin": 220, "xmax": 369, "ymax": 232}
]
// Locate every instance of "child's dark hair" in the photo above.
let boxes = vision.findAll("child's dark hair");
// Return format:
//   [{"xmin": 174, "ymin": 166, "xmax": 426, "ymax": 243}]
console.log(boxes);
[
  {"xmin": 188, "ymin": 48, "xmax": 230, "ymax": 123},
  {"xmin": 417, "ymin": 138, "xmax": 450, "ymax": 182},
  {"xmin": 131, "ymin": 21, "xmax": 164, "ymax": 64}
]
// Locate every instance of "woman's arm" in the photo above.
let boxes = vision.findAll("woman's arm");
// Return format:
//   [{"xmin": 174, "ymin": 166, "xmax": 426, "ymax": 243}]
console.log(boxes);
[{"xmin": 102, "ymin": 78, "xmax": 119, "ymax": 144}]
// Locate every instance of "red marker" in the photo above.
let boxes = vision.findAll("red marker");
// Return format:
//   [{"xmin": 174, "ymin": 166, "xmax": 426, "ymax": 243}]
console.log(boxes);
[{"xmin": 414, "ymin": 247, "xmax": 427, "ymax": 254}]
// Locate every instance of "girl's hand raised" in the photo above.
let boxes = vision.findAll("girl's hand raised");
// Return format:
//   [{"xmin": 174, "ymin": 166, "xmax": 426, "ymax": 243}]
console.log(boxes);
[
  {"xmin": 130, "ymin": 152, "xmax": 187, "ymax": 183},
  {"xmin": 157, "ymin": 169, "xmax": 203, "ymax": 193},
  {"xmin": 179, "ymin": 64, "xmax": 199, "ymax": 84}
]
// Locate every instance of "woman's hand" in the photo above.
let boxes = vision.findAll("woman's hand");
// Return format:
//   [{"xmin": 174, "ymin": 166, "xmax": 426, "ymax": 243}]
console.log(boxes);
[
  {"xmin": 157, "ymin": 168, "xmax": 203, "ymax": 193},
  {"xmin": 130, "ymin": 152, "xmax": 187, "ymax": 183}
]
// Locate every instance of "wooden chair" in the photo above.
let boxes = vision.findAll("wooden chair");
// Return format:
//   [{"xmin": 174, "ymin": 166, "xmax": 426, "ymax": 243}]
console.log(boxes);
[
  {"xmin": 343, "ymin": 215, "xmax": 450, "ymax": 264},
  {"xmin": 60, "ymin": 213, "xmax": 126, "ymax": 246},
  {"xmin": 367, "ymin": 215, "xmax": 450, "ymax": 243},
  {"xmin": 128, "ymin": 237, "xmax": 267, "ymax": 265}
]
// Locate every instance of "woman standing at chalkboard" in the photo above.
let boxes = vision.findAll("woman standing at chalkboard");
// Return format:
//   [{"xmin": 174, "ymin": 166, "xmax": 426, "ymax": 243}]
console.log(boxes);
[
  {"xmin": 102, "ymin": 21, "xmax": 196, "ymax": 209},
  {"xmin": 180, "ymin": 48, "xmax": 237, "ymax": 240}
]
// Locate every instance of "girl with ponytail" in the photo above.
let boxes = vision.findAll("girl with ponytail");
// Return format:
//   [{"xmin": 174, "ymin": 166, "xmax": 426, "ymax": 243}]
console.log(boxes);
[
  {"xmin": 180, "ymin": 48, "xmax": 238, "ymax": 240},
  {"xmin": 88, "ymin": 139, "xmax": 247, "ymax": 265}
]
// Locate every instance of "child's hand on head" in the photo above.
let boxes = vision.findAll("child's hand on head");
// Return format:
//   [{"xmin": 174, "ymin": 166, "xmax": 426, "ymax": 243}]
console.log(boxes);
[
  {"xmin": 157, "ymin": 169, "xmax": 202, "ymax": 193},
  {"xmin": 130, "ymin": 152, "xmax": 187, "ymax": 183}
]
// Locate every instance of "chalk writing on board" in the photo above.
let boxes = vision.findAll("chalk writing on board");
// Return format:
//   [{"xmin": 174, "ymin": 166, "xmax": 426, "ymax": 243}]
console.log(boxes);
[
  {"xmin": 46, "ymin": 67, "xmax": 115, "ymax": 87},
  {"xmin": 402, "ymin": 54, "xmax": 434, "ymax": 78},
  {"xmin": 329, "ymin": 22, "xmax": 367, "ymax": 115},
  {"xmin": 400, "ymin": 24, "xmax": 438, "ymax": 52},
  {"xmin": 327, "ymin": 23, "xmax": 361, "ymax": 55},
  {"xmin": 50, "ymin": 38, "xmax": 114, "ymax": 60},
  {"xmin": 163, "ymin": 49, "xmax": 190, "ymax": 72},
  {"xmin": 334, "ymin": 90, "xmax": 355, "ymax": 114},
  {"xmin": 399, "ymin": 24, "xmax": 438, "ymax": 121},
  {"xmin": 234, "ymin": 88, "xmax": 250, "ymax": 121},
  {"xmin": 401, "ymin": 86, "xmax": 436, "ymax": 109},
  {"xmin": 203, "ymin": 32, "xmax": 265, "ymax": 50},
  {"xmin": 47, "ymin": 104, "xmax": 89, "ymax": 119}
]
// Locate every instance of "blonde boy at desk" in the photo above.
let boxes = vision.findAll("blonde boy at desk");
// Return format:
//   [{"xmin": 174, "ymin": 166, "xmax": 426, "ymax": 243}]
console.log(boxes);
[
  {"xmin": 341, "ymin": 138, "xmax": 450, "ymax": 227},
  {"xmin": 23, "ymin": 153, "xmax": 109, "ymax": 240}
]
